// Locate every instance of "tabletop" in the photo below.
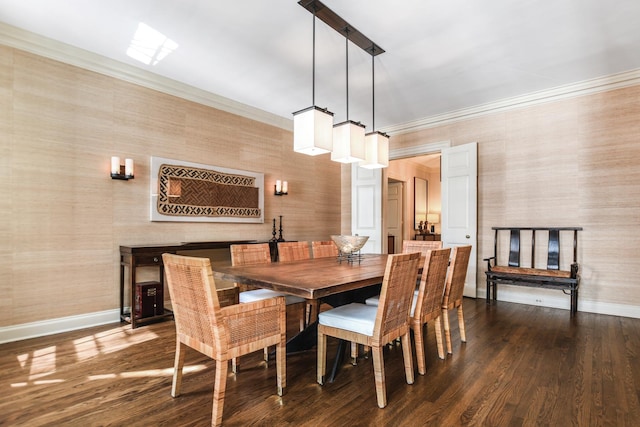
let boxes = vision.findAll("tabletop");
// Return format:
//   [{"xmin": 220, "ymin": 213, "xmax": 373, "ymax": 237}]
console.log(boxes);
[{"xmin": 212, "ymin": 254, "xmax": 389, "ymax": 300}]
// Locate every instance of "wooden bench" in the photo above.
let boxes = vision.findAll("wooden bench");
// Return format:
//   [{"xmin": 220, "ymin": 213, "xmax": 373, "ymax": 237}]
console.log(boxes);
[{"xmin": 484, "ymin": 227, "xmax": 582, "ymax": 314}]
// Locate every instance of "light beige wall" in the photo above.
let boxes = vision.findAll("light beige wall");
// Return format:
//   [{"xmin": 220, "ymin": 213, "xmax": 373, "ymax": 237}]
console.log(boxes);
[
  {"xmin": 0, "ymin": 46, "xmax": 342, "ymax": 327},
  {"xmin": 389, "ymin": 84, "xmax": 640, "ymax": 313}
]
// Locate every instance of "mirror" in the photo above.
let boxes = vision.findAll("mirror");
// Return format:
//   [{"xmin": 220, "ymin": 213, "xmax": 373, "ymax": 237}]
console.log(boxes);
[{"xmin": 414, "ymin": 177, "xmax": 428, "ymax": 231}]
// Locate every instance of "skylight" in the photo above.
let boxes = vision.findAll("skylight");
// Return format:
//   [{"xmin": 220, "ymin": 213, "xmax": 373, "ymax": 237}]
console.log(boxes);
[{"xmin": 127, "ymin": 22, "xmax": 178, "ymax": 66}]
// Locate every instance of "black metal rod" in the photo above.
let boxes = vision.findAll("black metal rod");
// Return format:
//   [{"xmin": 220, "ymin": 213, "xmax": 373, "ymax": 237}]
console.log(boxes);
[
  {"xmin": 312, "ymin": 7, "xmax": 316, "ymax": 105},
  {"xmin": 345, "ymin": 29, "xmax": 349, "ymax": 121}
]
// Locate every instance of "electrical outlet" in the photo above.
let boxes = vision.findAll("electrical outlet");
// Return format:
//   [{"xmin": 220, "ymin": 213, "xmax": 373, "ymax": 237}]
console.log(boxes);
[{"xmin": 535, "ymin": 298, "xmax": 543, "ymax": 303}]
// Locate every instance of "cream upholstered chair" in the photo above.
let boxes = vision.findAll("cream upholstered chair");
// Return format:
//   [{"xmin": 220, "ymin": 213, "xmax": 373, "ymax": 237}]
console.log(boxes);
[
  {"xmin": 411, "ymin": 247, "xmax": 451, "ymax": 374},
  {"xmin": 317, "ymin": 252, "xmax": 421, "ymax": 408},
  {"xmin": 162, "ymin": 253, "xmax": 286, "ymax": 427},
  {"xmin": 311, "ymin": 240, "xmax": 339, "ymax": 258},
  {"xmin": 230, "ymin": 243, "xmax": 306, "ymax": 370},
  {"xmin": 442, "ymin": 245, "xmax": 472, "ymax": 354}
]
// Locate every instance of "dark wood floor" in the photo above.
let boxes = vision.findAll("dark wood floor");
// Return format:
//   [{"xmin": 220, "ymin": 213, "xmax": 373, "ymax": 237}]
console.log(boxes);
[{"xmin": 2, "ymin": 298, "xmax": 639, "ymax": 426}]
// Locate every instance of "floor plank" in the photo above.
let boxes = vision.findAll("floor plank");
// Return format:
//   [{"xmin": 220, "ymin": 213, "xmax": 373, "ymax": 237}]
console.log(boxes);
[{"xmin": 1, "ymin": 299, "xmax": 639, "ymax": 426}]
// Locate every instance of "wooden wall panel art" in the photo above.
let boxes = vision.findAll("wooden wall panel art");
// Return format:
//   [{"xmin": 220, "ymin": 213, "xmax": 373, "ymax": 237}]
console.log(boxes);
[{"xmin": 150, "ymin": 156, "xmax": 264, "ymax": 223}]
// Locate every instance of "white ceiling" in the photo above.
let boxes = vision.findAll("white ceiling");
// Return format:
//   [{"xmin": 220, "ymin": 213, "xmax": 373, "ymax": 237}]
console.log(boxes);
[{"xmin": 2, "ymin": 0, "xmax": 640, "ymax": 133}]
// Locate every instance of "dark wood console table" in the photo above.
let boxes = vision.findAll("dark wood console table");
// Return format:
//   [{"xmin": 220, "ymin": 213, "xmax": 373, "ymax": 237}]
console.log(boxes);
[
  {"xmin": 120, "ymin": 240, "xmax": 255, "ymax": 328},
  {"xmin": 414, "ymin": 233, "xmax": 441, "ymax": 241}
]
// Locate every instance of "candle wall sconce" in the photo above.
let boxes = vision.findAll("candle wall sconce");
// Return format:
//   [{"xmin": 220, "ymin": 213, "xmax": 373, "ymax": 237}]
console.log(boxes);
[
  {"xmin": 274, "ymin": 180, "xmax": 288, "ymax": 196},
  {"xmin": 111, "ymin": 156, "xmax": 134, "ymax": 180}
]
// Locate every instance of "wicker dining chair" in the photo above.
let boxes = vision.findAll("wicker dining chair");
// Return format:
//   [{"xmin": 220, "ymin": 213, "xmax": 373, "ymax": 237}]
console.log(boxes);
[
  {"xmin": 230, "ymin": 243, "xmax": 306, "ymax": 370},
  {"xmin": 317, "ymin": 252, "xmax": 421, "ymax": 408},
  {"xmin": 442, "ymin": 245, "xmax": 472, "ymax": 354},
  {"xmin": 277, "ymin": 241, "xmax": 311, "ymax": 262},
  {"xmin": 402, "ymin": 239, "xmax": 443, "ymax": 255},
  {"xmin": 277, "ymin": 241, "xmax": 317, "ymax": 324},
  {"xmin": 162, "ymin": 253, "xmax": 286, "ymax": 427},
  {"xmin": 365, "ymin": 240, "xmax": 443, "ymax": 308},
  {"xmin": 311, "ymin": 240, "xmax": 339, "ymax": 258},
  {"xmin": 411, "ymin": 247, "xmax": 451, "ymax": 374}
]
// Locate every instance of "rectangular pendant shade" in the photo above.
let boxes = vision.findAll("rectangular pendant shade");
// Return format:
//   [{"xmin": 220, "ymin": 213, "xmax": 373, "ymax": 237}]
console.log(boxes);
[
  {"xmin": 360, "ymin": 131, "xmax": 389, "ymax": 169},
  {"xmin": 293, "ymin": 106, "xmax": 334, "ymax": 156},
  {"xmin": 331, "ymin": 120, "xmax": 366, "ymax": 163}
]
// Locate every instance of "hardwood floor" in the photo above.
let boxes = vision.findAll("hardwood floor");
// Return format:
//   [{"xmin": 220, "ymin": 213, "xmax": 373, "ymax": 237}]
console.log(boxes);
[{"xmin": 2, "ymin": 298, "xmax": 639, "ymax": 426}]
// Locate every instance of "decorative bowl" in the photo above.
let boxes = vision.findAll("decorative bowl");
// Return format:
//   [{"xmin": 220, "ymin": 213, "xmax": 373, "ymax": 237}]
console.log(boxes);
[{"xmin": 330, "ymin": 235, "xmax": 369, "ymax": 254}]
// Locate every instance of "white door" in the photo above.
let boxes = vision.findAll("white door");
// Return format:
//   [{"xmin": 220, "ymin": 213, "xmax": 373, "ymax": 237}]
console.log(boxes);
[
  {"xmin": 387, "ymin": 182, "xmax": 403, "ymax": 254},
  {"xmin": 441, "ymin": 142, "xmax": 478, "ymax": 297},
  {"xmin": 351, "ymin": 165, "xmax": 383, "ymax": 254}
]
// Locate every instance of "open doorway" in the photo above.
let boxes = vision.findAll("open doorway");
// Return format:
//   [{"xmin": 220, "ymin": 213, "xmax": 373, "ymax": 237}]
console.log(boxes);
[{"xmin": 387, "ymin": 154, "xmax": 441, "ymax": 247}]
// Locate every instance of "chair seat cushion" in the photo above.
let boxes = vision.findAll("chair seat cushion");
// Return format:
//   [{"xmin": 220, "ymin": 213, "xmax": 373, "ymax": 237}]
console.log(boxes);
[
  {"xmin": 318, "ymin": 303, "xmax": 377, "ymax": 336},
  {"xmin": 239, "ymin": 289, "xmax": 305, "ymax": 305},
  {"xmin": 366, "ymin": 289, "xmax": 419, "ymax": 316}
]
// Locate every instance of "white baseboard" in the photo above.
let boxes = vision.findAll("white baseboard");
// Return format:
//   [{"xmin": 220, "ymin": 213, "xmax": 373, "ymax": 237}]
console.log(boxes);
[
  {"xmin": 2, "ymin": 288, "xmax": 638, "ymax": 345},
  {"xmin": 477, "ymin": 285, "xmax": 640, "ymax": 318},
  {"xmin": 0, "ymin": 309, "xmax": 121, "ymax": 344}
]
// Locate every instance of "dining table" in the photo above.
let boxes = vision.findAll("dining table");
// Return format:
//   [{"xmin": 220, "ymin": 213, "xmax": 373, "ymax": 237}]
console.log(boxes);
[{"xmin": 213, "ymin": 253, "xmax": 389, "ymax": 381}]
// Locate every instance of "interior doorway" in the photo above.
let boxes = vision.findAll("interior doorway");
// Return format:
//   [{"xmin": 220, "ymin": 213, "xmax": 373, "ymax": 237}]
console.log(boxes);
[{"xmin": 386, "ymin": 154, "xmax": 442, "ymax": 246}]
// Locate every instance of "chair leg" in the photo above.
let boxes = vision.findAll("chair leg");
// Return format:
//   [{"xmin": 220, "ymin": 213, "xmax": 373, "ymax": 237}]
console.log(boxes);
[
  {"xmin": 276, "ymin": 335, "xmax": 286, "ymax": 396},
  {"xmin": 401, "ymin": 332, "xmax": 414, "ymax": 385},
  {"xmin": 443, "ymin": 308, "xmax": 453, "ymax": 354},
  {"xmin": 171, "ymin": 341, "xmax": 185, "ymax": 397},
  {"xmin": 264, "ymin": 347, "xmax": 269, "ymax": 362},
  {"xmin": 231, "ymin": 357, "xmax": 239, "ymax": 373},
  {"xmin": 413, "ymin": 324, "xmax": 427, "ymax": 375},
  {"xmin": 317, "ymin": 330, "xmax": 326, "ymax": 385},
  {"xmin": 351, "ymin": 342, "xmax": 358, "ymax": 365},
  {"xmin": 371, "ymin": 346, "xmax": 387, "ymax": 408},
  {"xmin": 457, "ymin": 305, "xmax": 466, "ymax": 343},
  {"xmin": 211, "ymin": 359, "xmax": 228, "ymax": 427},
  {"xmin": 434, "ymin": 316, "xmax": 445, "ymax": 360},
  {"xmin": 299, "ymin": 303, "xmax": 306, "ymax": 331}
]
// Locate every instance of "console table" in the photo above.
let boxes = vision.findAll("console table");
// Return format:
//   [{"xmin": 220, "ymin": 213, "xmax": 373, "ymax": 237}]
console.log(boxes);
[
  {"xmin": 414, "ymin": 234, "xmax": 441, "ymax": 241},
  {"xmin": 120, "ymin": 240, "xmax": 255, "ymax": 328}
]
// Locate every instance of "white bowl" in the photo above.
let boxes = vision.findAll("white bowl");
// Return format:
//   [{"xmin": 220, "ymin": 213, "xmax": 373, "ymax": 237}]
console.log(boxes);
[{"xmin": 330, "ymin": 235, "xmax": 369, "ymax": 254}]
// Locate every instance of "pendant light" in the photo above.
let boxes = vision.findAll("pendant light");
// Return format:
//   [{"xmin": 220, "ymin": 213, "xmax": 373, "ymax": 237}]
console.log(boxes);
[
  {"xmin": 331, "ymin": 27, "xmax": 366, "ymax": 163},
  {"xmin": 293, "ymin": 5, "xmax": 334, "ymax": 156},
  {"xmin": 360, "ymin": 46, "xmax": 389, "ymax": 169}
]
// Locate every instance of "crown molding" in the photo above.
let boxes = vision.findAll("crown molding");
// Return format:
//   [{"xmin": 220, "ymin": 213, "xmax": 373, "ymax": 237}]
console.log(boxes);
[
  {"xmin": 0, "ymin": 22, "xmax": 293, "ymax": 131},
  {"xmin": 3, "ymin": 22, "xmax": 639, "ymax": 136},
  {"xmin": 382, "ymin": 68, "xmax": 640, "ymax": 135}
]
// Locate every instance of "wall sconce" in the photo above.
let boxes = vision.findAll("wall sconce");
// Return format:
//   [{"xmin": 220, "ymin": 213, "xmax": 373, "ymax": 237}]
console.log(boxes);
[
  {"xmin": 274, "ymin": 180, "xmax": 288, "ymax": 196},
  {"xmin": 111, "ymin": 157, "xmax": 134, "ymax": 180}
]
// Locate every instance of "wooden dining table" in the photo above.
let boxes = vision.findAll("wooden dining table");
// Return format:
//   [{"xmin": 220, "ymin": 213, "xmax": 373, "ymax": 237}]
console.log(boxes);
[
  {"xmin": 213, "ymin": 253, "xmax": 389, "ymax": 381},
  {"xmin": 213, "ymin": 253, "xmax": 389, "ymax": 301}
]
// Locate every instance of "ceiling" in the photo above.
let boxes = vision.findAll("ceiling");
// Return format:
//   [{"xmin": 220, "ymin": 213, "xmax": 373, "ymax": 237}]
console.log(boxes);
[{"xmin": 2, "ymin": 0, "xmax": 640, "ymax": 133}]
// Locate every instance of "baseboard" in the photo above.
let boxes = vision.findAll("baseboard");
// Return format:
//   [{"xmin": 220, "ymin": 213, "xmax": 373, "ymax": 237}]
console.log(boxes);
[
  {"xmin": 0, "ymin": 309, "xmax": 121, "ymax": 344},
  {"xmin": 477, "ymin": 285, "xmax": 640, "ymax": 319}
]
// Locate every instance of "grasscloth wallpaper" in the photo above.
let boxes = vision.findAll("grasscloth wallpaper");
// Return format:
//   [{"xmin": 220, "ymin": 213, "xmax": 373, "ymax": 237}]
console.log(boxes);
[
  {"xmin": 389, "ymin": 85, "xmax": 640, "ymax": 315},
  {"xmin": 2, "ymin": 42, "xmax": 640, "ymax": 333},
  {"xmin": 0, "ymin": 45, "xmax": 341, "ymax": 327}
]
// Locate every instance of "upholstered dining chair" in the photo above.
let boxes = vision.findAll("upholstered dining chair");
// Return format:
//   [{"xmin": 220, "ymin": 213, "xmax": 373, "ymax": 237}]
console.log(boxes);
[
  {"xmin": 162, "ymin": 253, "xmax": 286, "ymax": 427},
  {"xmin": 442, "ymin": 245, "xmax": 472, "ymax": 354},
  {"xmin": 317, "ymin": 252, "xmax": 421, "ymax": 408},
  {"xmin": 311, "ymin": 240, "xmax": 339, "ymax": 258},
  {"xmin": 411, "ymin": 247, "xmax": 451, "ymax": 374},
  {"xmin": 230, "ymin": 243, "xmax": 306, "ymax": 370}
]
